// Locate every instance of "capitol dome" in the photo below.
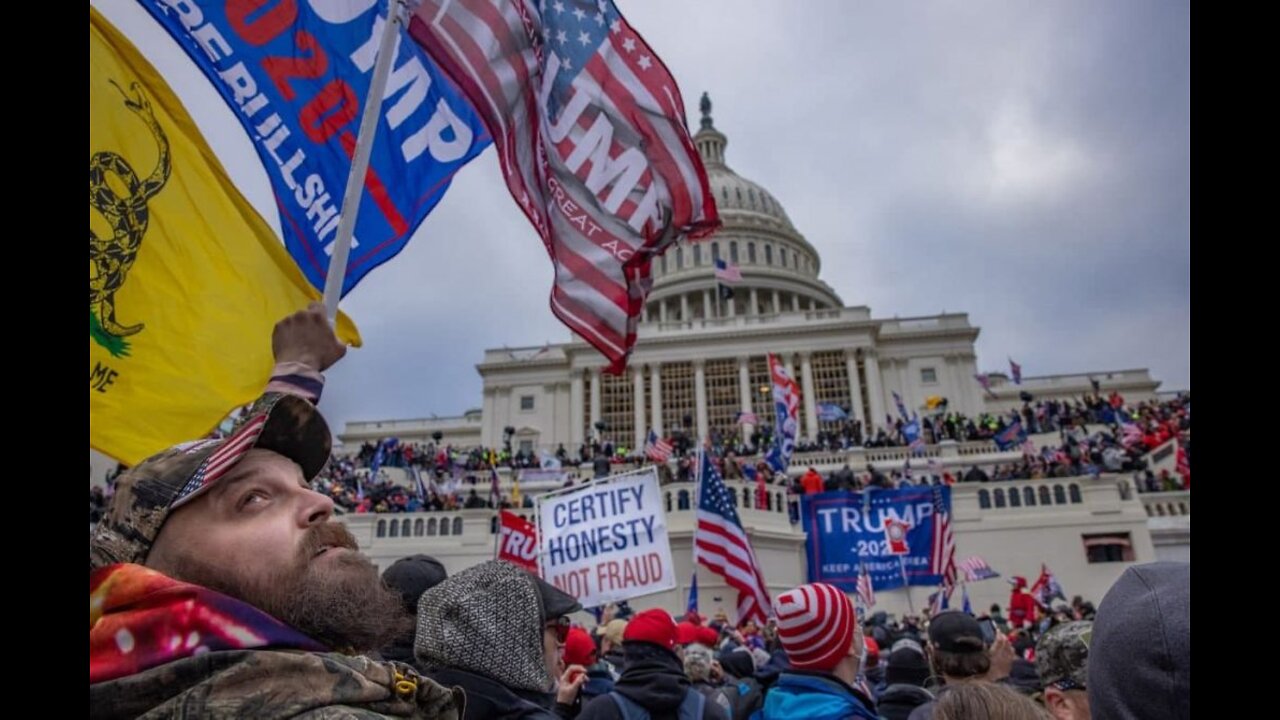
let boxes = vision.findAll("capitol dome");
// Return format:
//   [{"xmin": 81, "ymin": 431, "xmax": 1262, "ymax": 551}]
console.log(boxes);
[{"xmin": 644, "ymin": 93, "xmax": 843, "ymax": 325}]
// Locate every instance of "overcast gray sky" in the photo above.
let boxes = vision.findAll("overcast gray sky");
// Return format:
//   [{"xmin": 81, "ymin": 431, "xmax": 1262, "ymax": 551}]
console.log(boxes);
[{"xmin": 95, "ymin": 0, "xmax": 1190, "ymax": 434}]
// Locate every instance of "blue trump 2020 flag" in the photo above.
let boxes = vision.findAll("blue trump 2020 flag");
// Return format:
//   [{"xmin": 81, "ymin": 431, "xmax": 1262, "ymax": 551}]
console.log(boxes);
[
  {"xmin": 801, "ymin": 486, "xmax": 954, "ymax": 592},
  {"xmin": 139, "ymin": 0, "xmax": 490, "ymax": 294}
]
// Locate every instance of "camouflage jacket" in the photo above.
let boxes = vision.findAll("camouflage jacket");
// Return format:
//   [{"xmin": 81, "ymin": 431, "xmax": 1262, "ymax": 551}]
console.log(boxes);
[{"xmin": 89, "ymin": 649, "xmax": 462, "ymax": 719}]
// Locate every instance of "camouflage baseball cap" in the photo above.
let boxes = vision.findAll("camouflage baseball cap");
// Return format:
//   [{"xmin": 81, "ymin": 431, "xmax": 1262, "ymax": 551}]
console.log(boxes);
[
  {"xmin": 89, "ymin": 393, "xmax": 332, "ymax": 571},
  {"xmin": 1035, "ymin": 620, "xmax": 1092, "ymax": 689}
]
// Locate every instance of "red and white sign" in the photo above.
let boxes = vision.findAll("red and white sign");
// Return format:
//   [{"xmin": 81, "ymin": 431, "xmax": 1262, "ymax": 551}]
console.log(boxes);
[
  {"xmin": 884, "ymin": 518, "xmax": 912, "ymax": 555},
  {"xmin": 497, "ymin": 510, "xmax": 540, "ymax": 575}
]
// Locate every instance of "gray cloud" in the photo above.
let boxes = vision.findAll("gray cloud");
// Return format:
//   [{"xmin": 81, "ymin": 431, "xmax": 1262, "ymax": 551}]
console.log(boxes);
[{"xmin": 94, "ymin": 0, "xmax": 1189, "ymax": 434}]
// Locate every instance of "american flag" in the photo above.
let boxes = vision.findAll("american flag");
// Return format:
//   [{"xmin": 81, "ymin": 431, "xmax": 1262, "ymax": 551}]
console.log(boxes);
[
  {"xmin": 856, "ymin": 564, "xmax": 876, "ymax": 609},
  {"xmin": 714, "ymin": 258, "xmax": 742, "ymax": 283},
  {"xmin": 695, "ymin": 451, "xmax": 771, "ymax": 624},
  {"xmin": 957, "ymin": 556, "xmax": 1000, "ymax": 582},
  {"xmin": 1031, "ymin": 564, "xmax": 1066, "ymax": 606},
  {"xmin": 172, "ymin": 413, "xmax": 268, "ymax": 509},
  {"xmin": 1009, "ymin": 358, "xmax": 1023, "ymax": 385},
  {"xmin": 645, "ymin": 429, "xmax": 673, "ymax": 462},
  {"xmin": 974, "ymin": 373, "xmax": 993, "ymax": 394},
  {"xmin": 930, "ymin": 486, "xmax": 957, "ymax": 591},
  {"xmin": 735, "ymin": 411, "xmax": 758, "ymax": 425},
  {"xmin": 408, "ymin": 0, "xmax": 719, "ymax": 371},
  {"xmin": 1119, "ymin": 421, "xmax": 1144, "ymax": 449}
]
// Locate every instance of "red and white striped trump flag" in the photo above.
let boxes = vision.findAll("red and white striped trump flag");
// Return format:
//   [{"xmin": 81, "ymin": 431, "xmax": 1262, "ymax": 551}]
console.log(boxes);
[{"xmin": 408, "ymin": 0, "xmax": 720, "ymax": 370}]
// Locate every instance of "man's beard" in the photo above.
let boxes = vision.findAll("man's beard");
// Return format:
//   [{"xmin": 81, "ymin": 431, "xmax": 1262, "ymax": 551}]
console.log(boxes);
[{"xmin": 169, "ymin": 522, "xmax": 410, "ymax": 652}]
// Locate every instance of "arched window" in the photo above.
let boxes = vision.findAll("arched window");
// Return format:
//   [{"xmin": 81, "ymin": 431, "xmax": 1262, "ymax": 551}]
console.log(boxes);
[
  {"xmin": 453, "ymin": 517, "xmax": 463, "ymax": 535},
  {"xmin": 1069, "ymin": 484, "xmax": 1083, "ymax": 504},
  {"xmin": 994, "ymin": 489, "xmax": 1006, "ymax": 508},
  {"xmin": 1039, "ymin": 486, "xmax": 1052, "ymax": 505},
  {"xmin": 1024, "ymin": 487, "xmax": 1036, "ymax": 506},
  {"xmin": 765, "ymin": 245, "xmax": 773, "ymax": 265},
  {"xmin": 377, "ymin": 520, "xmax": 387, "ymax": 538},
  {"xmin": 678, "ymin": 490, "xmax": 691, "ymax": 511},
  {"xmin": 414, "ymin": 519, "xmax": 424, "ymax": 536},
  {"xmin": 748, "ymin": 243, "xmax": 757, "ymax": 263},
  {"xmin": 429, "ymin": 518, "xmax": 439, "ymax": 536},
  {"xmin": 978, "ymin": 489, "xmax": 991, "ymax": 509},
  {"xmin": 1054, "ymin": 485, "xmax": 1067, "ymax": 505}
]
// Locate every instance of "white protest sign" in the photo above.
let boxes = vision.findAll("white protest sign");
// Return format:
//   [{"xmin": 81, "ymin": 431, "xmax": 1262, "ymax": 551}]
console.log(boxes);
[{"xmin": 537, "ymin": 467, "xmax": 675, "ymax": 607}]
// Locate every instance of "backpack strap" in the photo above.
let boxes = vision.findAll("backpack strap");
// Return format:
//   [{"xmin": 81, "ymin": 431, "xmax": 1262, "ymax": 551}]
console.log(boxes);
[
  {"xmin": 678, "ymin": 688, "xmax": 706, "ymax": 720},
  {"xmin": 608, "ymin": 691, "xmax": 650, "ymax": 720}
]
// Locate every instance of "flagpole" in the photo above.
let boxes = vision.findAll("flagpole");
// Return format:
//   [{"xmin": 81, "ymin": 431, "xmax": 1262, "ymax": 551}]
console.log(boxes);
[
  {"xmin": 493, "ymin": 508, "xmax": 501, "ymax": 560},
  {"xmin": 322, "ymin": 0, "xmax": 406, "ymax": 322},
  {"xmin": 899, "ymin": 555, "xmax": 915, "ymax": 616}
]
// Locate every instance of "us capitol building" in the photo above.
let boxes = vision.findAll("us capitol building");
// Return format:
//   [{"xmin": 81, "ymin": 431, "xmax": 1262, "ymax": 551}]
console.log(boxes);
[
  {"xmin": 87, "ymin": 95, "xmax": 1185, "ymax": 618},
  {"xmin": 334, "ymin": 98, "xmax": 1187, "ymax": 617}
]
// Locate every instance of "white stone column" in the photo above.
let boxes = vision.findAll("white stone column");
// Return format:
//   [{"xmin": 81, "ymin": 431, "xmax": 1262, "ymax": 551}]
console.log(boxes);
[
  {"xmin": 749, "ymin": 288, "xmax": 759, "ymax": 316},
  {"xmin": 896, "ymin": 359, "xmax": 911, "ymax": 415},
  {"xmin": 482, "ymin": 389, "xmax": 497, "ymax": 447},
  {"xmin": 864, "ymin": 349, "xmax": 886, "ymax": 431},
  {"xmin": 738, "ymin": 356, "xmax": 755, "ymax": 436},
  {"xmin": 681, "ymin": 294, "xmax": 690, "ymax": 322},
  {"xmin": 844, "ymin": 349, "xmax": 866, "ymax": 429},
  {"xmin": 702, "ymin": 290, "xmax": 712, "ymax": 320},
  {"xmin": 954, "ymin": 354, "xmax": 978, "ymax": 416},
  {"xmin": 633, "ymin": 366, "xmax": 646, "ymax": 450},
  {"xmin": 659, "ymin": 300, "xmax": 669, "ymax": 323},
  {"xmin": 589, "ymin": 368, "xmax": 602, "ymax": 440},
  {"xmin": 649, "ymin": 363, "xmax": 664, "ymax": 435},
  {"xmin": 694, "ymin": 360, "xmax": 709, "ymax": 441},
  {"xmin": 800, "ymin": 352, "xmax": 819, "ymax": 441},
  {"xmin": 570, "ymin": 372, "xmax": 585, "ymax": 447},
  {"xmin": 791, "ymin": 294, "xmax": 800, "ymax": 312},
  {"xmin": 772, "ymin": 290, "xmax": 781, "ymax": 315}
]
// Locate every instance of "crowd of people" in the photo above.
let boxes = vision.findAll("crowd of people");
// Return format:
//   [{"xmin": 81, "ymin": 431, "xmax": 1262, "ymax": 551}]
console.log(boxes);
[
  {"xmin": 90, "ymin": 390, "xmax": 1190, "ymax": 524},
  {"xmin": 89, "ymin": 305, "xmax": 1190, "ymax": 719}
]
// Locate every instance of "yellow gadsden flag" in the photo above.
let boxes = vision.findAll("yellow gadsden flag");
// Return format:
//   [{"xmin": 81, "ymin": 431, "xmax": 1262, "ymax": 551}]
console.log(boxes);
[{"xmin": 90, "ymin": 8, "xmax": 360, "ymax": 465}]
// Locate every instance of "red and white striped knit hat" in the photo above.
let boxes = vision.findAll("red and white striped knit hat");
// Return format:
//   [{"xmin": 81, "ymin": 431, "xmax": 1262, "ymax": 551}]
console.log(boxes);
[{"xmin": 773, "ymin": 582, "xmax": 858, "ymax": 672}]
